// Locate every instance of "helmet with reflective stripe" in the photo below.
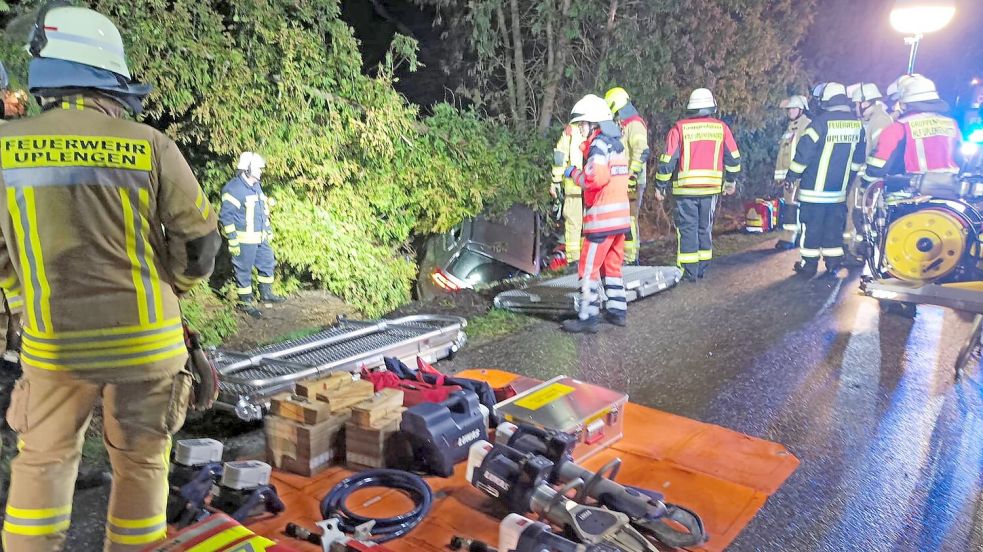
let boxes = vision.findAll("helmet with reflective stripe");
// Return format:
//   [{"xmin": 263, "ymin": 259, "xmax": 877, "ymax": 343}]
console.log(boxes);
[
  {"xmin": 780, "ymin": 95, "xmax": 808, "ymax": 110},
  {"xmin": 848, "ymin": 82, "xmax": 883, "ymax": 103},
  {"xmin": 687, "ymin": 88, "xmax": 716, "ymax": 110},
  {"xmin": 237, "ymin": 152, "xmax": 266, "ymax": 172},
  {"xmin": 570, "ymin": 94, "xmax": 613, "ymax": 123},
  {"xmin": 886, "ymin": 73, "xmax": 922, "ymax": 101},
  {"xmin": 899, "ymin": 75, "xmax": 940, "ymax": 103},
  {"xmin": 28, "ymin": 3, "xmax": 132, "ymax": 80},
  {"xmin": 811, "ymin": 82, "xmax": 827, "ymax": 99},
  {"xmin": 604, "ymin": 87, "xmax": 630, "ymax": 113}
]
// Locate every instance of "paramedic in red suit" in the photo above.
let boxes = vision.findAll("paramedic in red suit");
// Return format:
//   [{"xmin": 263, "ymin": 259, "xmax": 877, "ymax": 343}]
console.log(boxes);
[{"xmin": 560, "ymin": 94, "xmax": 633, "ymax": 334}]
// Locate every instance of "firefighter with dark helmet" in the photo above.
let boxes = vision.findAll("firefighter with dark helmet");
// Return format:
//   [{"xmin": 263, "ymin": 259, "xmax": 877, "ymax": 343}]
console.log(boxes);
[
  {"xmin": 786, "ymin": 83, "xmax": 867, "ymax": 277},
  {"xmin": 604, "ymin": 87, "xmax": 650, "ymax": 264},
  {"xmin": 655, "ymin": 88, "xmax": 742, "ymax": 282},
  {"xmin": 1, "ymin": 3, "xmax": 221, "ymax": 551},
  {"xmin": 560, "ymin": 94, "xmax": 632, "ymax": 333},
  {"xmin": 774, "ymin": 95, "xmax": 811, "ymax": 250}
]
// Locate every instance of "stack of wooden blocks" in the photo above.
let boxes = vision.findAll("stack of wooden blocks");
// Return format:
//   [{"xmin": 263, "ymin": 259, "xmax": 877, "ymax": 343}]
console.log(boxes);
[
  {"xmin": 345, "ymin": 388, "xmax": 405, "ymax": 470},
  {"xmin": 264, "ymin": 372, "xmax": 374, "ymax": 476}
]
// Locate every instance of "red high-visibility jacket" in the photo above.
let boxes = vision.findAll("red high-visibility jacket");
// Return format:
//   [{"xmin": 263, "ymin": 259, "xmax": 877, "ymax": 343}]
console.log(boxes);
[
  {"xmin": 655, "ymin": 117, "xmax": 741, "ymax": 196},
  {"xmin": 864, "ymin": 111, "xmax": 961, "ymax": 181},
  {"xmin": 569, "ymin": 128, "xmax": 631, "ymax": 237}
]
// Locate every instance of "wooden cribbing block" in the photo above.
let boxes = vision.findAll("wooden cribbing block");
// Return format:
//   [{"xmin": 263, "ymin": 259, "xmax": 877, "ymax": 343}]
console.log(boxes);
[
  {"xmin": 294, "ymin": 372, "xmax": 354, "ymax": 399},
  {"xmin": 345, "ymin": 411, "xmax": 402, "ymax": 469},
  {"xmin": 269, "ymin": 393, "xmax": 332, "ymax": 425},
  {"xmin": 265, "ymin": 413, "xmax": 349, "ymax": 476},
  {"xmin": 351, "ymin": 389, "xmax": 405, "ymax": 428},
  {"xmin": 315, "ymin": 379, "xmax": 375, "ymax": 413}
]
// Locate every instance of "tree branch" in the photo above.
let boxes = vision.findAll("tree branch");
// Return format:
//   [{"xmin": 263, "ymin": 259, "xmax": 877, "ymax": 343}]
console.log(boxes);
[
  {"xmin": 495, "ymin": 4, "xmax": 519, "ymax": 122},
  {"xmin": 536, "ymin": 0, "xmax": 572, "ymax": 134}
]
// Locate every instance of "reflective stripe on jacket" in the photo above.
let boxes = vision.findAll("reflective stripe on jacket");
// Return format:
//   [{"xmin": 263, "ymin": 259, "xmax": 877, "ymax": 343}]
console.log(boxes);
[
  {"xmin": 0, "ymin": 94, "xmax": 219, "ymax": 379},
  {"xmin": 220, "ymin": 175, "xmax": 271, "ymax": 245},
  {"xmin": 864, "ymin": 112, "xmax": 960, "ymax": 182},
  {"xmin": 656, "ymin": 117, "xmax": 741, "ymax": 196},
  {"xmin": 619, "ymin": 112, "xmax": 650, "ymax": 176},
  {"xmin": 569, "ymin": 128, "xmax": 631, "ymax": 237},
  {"xmin": 775, "ymin": 115, "xmax": 811, "ymax": 181},
  {"xmin": 551, "ymin": 124, "xmax": 586, "ymax": 196},
  {"xmin": 787, "ymin": 108, "xmax": 866, "ymax": 204}
]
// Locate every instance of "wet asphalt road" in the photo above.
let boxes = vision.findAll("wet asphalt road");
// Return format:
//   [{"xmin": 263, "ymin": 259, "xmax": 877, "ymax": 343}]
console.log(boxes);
[{"xmin": 450, "ymin": 238, "xmax": 983, "ymax": 552}]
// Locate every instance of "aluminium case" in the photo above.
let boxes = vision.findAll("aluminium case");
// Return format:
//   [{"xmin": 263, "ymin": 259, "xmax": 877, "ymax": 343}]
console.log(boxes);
[{"xmin": 494, "ymin": 376, "xmax": 628, "ymax": 461}]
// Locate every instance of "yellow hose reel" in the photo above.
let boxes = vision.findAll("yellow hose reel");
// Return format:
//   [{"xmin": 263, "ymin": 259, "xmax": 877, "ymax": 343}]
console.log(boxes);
[{"xmin": 885, "ymin": 207, "xmax": 970, "ymax": 283}]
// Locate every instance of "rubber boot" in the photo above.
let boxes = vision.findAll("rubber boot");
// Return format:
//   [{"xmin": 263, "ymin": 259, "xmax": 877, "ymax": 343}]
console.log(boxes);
[
  {"xmin": 604, "ymin": 311, "xmax": 627, "ymax": 327},
  {"xmin": 793, "ymin": 259, "xmax": 818, "ymax": 277},
  {"xmin": 259, "ymin": 283, "xmax": 286, "ymax": 305},
  {"xmin": 237, "ymin": 294, "xmax": 263, "ymax": 319},
  {"xmin": 561, "ymin": 316, "xmax": 600, "ymax": 334}
]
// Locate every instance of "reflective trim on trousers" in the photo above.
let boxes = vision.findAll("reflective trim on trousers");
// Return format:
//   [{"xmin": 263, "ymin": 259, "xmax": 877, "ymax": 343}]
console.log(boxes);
[
  {"xmin": 698, "ymin": 249, "xmax": 712, "ymax": 261},
  {"xmin": 256, "ymin": 275, "xmax": 275, "ymax": 285},
  {"xmin": 821, "ymin": 247, "xmax": 844, "ymax": 257},
  {"xmin": 107, "ymin": 515, "xmax": 167, "ymax": 546},
  {"xmin": 3, "ymin": 505, "xmax": 72, "ymax": 536}
]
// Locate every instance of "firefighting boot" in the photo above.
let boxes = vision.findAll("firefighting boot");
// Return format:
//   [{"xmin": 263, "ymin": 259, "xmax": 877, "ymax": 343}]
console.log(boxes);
[
  {"xmin": 561, "ymin": 316, "xmax": 600, "ymax": 334},
  {"xmin": 793, "ymin": 259, "xmax": 818, "ymax": 277},
  {"xmin": 237, "ymin": 294, "xmax": 263, "ymax": 319},
  {"xmin": 258, "ymin": 283, "xmax": 286, "ymax": 305},
  {"xmin": 775, "ymin": 240, "xmax": 796, "ymax": 250},
  {"xmin": 824, "ymin": 258, "xmax": 844, "ymax": 277}
]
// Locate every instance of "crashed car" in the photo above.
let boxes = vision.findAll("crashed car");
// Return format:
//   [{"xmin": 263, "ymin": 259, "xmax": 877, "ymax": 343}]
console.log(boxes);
[{"xmin": 417, "ymin": 205, "xmax": 544, "ymax": 300}]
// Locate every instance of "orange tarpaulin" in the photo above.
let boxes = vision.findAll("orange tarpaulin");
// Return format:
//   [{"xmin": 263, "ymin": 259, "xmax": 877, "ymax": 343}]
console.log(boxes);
[{"xmin": 247, "ymin": 369, "xmax": 799, "ymax": 551}]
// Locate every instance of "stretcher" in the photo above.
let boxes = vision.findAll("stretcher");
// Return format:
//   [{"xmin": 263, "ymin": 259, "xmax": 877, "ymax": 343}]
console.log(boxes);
[
  {"xmin": 861, "ymin": 279, "xmax": 983, "ymax": 379},
  {"xmin": 240, "ymin": 369, "xmax": 799, "ymax": 552},
  {"xmin": 493, "ymin": 266, "xmax": 682, "ymax": 316},
  {"xmin": 210, "ymin": 316, "xmax": 468, "ymax": 421}
]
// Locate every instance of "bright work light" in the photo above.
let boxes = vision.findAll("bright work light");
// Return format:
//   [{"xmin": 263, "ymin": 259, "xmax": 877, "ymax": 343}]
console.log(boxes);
[{"xmin": 889, "ymin": 0, "xmax": 956, "ymax": 74}]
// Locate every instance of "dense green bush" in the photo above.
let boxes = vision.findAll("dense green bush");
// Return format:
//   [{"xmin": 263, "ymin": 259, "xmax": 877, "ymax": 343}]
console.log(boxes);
[
  {"xmin": 0, "ymin": 1, "xmax": 546, "ymax": 317},
  {"xmin": 180, "ymin": 284, "xmax": 238, "ymax": 347}
]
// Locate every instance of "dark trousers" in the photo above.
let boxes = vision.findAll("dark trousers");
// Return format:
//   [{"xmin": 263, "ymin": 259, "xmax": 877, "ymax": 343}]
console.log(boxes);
[
  {"xmin": 798, "ymin": 202, "xmax": 846, "ymax": 267},
  {"xmin": 674, "ymin": 195, "xmax": 717, "ymax": 278},
  {"xmin": 232, "ymin": 241, "xmax": 276, "ymax": 296}
]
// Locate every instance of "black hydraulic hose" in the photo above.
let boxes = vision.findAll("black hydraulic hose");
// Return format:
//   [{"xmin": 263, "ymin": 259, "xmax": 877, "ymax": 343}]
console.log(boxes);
[{"xmin": 320, "ymin": 469, "xmax": 433, "ymax": 543}]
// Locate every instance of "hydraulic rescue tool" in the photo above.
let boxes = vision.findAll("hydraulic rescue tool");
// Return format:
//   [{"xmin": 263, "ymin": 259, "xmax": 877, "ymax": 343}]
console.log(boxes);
[
  {"xmin": 467, "ymin": 441, "xmax": 657, "ymax": 552},
  {"xmin": 499, "ymin": 513, "xmax": 622, "ymax": 552},
  {"xmin": 496, "ymin": 423, "xmax": 707, "ymax": 548},
  {"xmin": 211, "ymin": 460, "xmax": 286, "ymax": 522},
  {"xmin": 286, "ymin": 519, "xmax": 399, "ymax": 552},
  {"xmin": 399, "ymin": 390, "xmax": 488, "ymax": 476},
  {"xmin": 167, "ymin": 439, "xmax": 225, "ymax": 527}
]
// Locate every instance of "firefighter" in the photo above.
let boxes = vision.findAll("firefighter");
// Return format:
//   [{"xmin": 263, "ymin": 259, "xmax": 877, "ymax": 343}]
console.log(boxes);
[
  {"xmin": 551, "ymin": 122, "xmax": 587, "ymax": 264},
  {"xmin": 864, "ymin": 75, "xmax": 961, "ymax": 185},
  {"xmin": 560, "ymin": 94, "xmax": 631, "ymax": 333},
  {"xmin": 605, "ymin": 87, "xmax": 650, "ymax": 264},
  {"xmin": 844, "ymin": 82, "xmax": 894, "ymax": 261},
  {"xmin": 774, "ymin": 95, "xmax": 811, "ymax": 250},
  {"xmin": 1, "ymin": 5, "xmax": 222, "ymax": 551},
  {"xmin": 786, "ymin": 83, "xmax": 866, "ymax": 277},
  {"xmin": 655, "ymin": 88, "xmax": 741, "ymax": 282},
  {"xmin": 221, "ymin": 152, "xmax": 284, "ymax": 318}
]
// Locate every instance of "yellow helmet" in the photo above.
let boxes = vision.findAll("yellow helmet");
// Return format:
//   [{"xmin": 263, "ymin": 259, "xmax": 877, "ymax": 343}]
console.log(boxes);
[{"xmin": 604, "ymin": 87, "xmax": 630, "ymax": 113}]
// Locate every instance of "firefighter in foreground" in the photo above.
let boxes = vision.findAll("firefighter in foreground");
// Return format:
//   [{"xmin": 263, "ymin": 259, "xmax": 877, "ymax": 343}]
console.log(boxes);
[
  {"xmin": 655, "ymin": 88, "xmax": 741, "ymax": 282},
  {"xmin": 864, "ymin": 75, "xmax": 961, "ymax": 187},
  {"xmin": 785, "ymin": 83, "xmax": 866, "ymax": 277},
  {"xmin": 561, "ymin": 94, "xmax": 632, "ymax": 333},
  {"xmin": 1, "ymin": 5, "xmax": 221, "ymax": 551},
  {"xmin": 221, "ymin": 151, "xmax": 284, "ymax": 318},
  {"xmin": 844, "ymin": 82, "xmax": 893, "ymax": 261},
  {"xmin": 774, "ymin": 95, "xmax": 811, "ymax": 250},
  {"xmin": 605, "ymin": 87, "xmax": 650, "ymax": 264},
  {"xmin": 551, "ymin": 120, "xmax": 587, "ymax": 265}
]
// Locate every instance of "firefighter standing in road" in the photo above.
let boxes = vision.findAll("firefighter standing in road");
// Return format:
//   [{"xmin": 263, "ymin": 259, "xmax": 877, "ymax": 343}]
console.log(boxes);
[
  {"xmin": 1, "ymin": 5, "xmax": 222, "ymax": 551},
  {"xmin": 843, "ymin": 82, "xmax": 894, "ymax": 261},
  {"xmin": 786, "ymin": 83, "xmax": 866, "ymax": 277},
  {"xmin": 863, "ymin": 76, "xmax": 961, "ymax": 187},
  {"xmin": 561, "ymin": 94, "xmax": 632, "ymax": 333},
  {"xmin": 551, "ymin": 122, "xmax": 587, "ymax": 264},
  {"xmin": 605, "ymin": 87, "xmax": 650, "ymax": 264},
  {"xmin": 655, "ymin": 88, "xmax": 742, "ymax": 282},
  {"xmin": 221, "ymin": 152, "xmax": 284, "ymax": 318},
  {"xmin": 775, "ymin": 95, "xmax": 811, "ymax": 250}
]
